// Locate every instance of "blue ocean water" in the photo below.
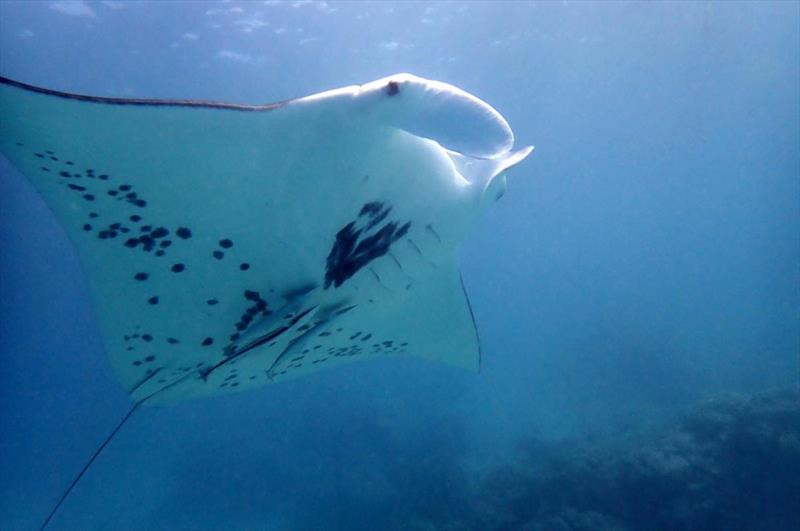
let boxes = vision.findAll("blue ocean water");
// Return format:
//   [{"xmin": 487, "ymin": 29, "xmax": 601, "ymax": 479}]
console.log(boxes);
[{"xmin": 0, "ymin": 1, "xmax": 798, "ymax": 530}]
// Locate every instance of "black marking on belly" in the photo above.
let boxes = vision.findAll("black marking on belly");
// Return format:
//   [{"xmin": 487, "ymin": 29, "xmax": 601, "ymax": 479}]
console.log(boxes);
[
  {"xmin": 25, "ymin": 146, "xmax": 171, "ymax": 260},
  {"xmin": 282, "ymin": 282, "xmax": 318, "ymax": 301},
  {"xmin": 324, "ymin": 201, "xmax": 411, "ymax": 289},
  {"xmin": 385, "ymin": 80, "xmax": 400, "ymax": 96},
  {"xmin": 231, "ymin": 290, "xmax": 271, "ymax": 337},
  {"xmin": 202, "ymin": 306, "xmax": 315, "ymax": 380}
]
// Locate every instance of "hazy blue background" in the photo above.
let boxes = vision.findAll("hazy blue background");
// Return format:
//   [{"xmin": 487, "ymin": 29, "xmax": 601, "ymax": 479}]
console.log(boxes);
[{"xmin": 1, "ymin": 1, "xmax": 798, "ymax": 530}]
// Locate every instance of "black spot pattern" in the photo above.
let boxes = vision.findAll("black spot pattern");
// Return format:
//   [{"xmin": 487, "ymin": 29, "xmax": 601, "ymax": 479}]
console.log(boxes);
[
  {"xmin": 230, "ymin": 290, "xmax": 270, "ymax": 338},
  {"xmin": 23, "ymin": 147, "xmax": 183, "ymax": 268},
  {"xmin": 17, "ymin": 143, "xmax": 418, "ymax": 388},
  {"xmin": 324, "ymin": 201, "xmax": 410, "ymax": 288}
]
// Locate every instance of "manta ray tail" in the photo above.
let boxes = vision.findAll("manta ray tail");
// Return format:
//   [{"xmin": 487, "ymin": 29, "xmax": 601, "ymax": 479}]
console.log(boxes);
[
  {"xmin": 39, "ymin": 372, "xmax": 190, "ymax": 530},
  {"xmin": 39, "ymin": 401, "xmax": 143, "ymax": 531}
]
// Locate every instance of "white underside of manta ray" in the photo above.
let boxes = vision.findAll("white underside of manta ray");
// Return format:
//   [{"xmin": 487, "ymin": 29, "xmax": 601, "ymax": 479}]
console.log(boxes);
[{"xmin": 0, "ymin": 73, "xmax": 532, "ymax": 406}]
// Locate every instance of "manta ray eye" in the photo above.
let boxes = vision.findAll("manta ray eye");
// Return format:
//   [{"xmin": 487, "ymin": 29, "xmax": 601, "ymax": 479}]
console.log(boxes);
[{"xmin": 385, "ymin": 80, "xmax": 399, "ymax": 96}]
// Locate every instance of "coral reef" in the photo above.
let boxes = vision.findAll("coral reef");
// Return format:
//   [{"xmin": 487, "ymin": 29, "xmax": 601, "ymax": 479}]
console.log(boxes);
[{"xmin": 411, "ymin": 389, "xmax": 800, "ymax": 531}]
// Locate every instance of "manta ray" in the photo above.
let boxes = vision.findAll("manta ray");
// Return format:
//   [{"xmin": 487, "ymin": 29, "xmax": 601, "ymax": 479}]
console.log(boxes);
[{"xmin": 0, "ymin": 73, "xmax": 531, "ymax": 528}]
